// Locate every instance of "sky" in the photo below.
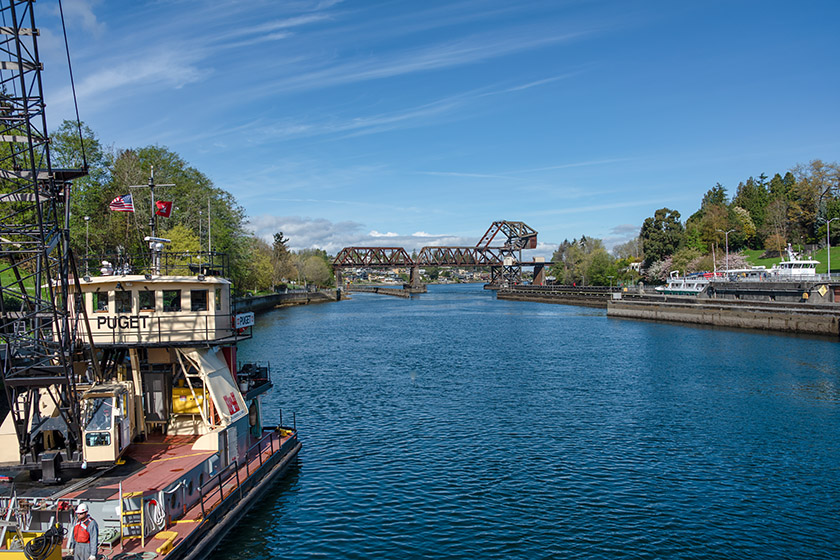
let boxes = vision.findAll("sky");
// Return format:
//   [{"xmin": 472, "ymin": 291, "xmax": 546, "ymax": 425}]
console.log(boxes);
[{"xmin": 33, "ymin": 0, "xmax": 840, "ymax": 259}]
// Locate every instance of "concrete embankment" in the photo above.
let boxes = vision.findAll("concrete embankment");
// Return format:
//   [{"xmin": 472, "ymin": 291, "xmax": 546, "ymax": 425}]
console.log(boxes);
[
  {"xmin": 496, "ymin": 286, "xmax": 615, "ymax": 308},
  {"xmin": 497, "ymin": 284, "xmax": 840, "ymax": 337},
  {"xmin": 345, "ymin": 284, "xmax": 427, "ymax": 298},
  {"xmin": 608, "ymin": 296, "xmax": 840, "ymax": 338},
  {"xmin": 234, "ymin": 289, "xmax": 340, "ymax": 314}
]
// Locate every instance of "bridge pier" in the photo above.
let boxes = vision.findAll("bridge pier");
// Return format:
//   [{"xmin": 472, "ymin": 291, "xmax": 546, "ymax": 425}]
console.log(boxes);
[{"xmin": 533, "ymin": 263, "xmax": 546, "ymax": 286}]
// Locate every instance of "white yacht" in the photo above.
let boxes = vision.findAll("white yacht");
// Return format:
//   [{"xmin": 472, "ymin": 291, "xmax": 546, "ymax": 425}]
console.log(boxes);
[{"xmin": 768, "ymin": 244, "xmax": 819, "ymax": 278}]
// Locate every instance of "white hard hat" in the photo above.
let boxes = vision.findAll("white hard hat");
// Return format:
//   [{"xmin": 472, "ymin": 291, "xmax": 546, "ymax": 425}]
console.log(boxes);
[{"xmin": 76, "ymin": 503, "xmax": 88, "ymax": 514}]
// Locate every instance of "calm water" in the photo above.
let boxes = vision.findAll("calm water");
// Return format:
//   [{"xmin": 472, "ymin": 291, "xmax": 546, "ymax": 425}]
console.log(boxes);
[{"xmin": 213, "ymin": 284, "xmax": 840, "ymax": 559}]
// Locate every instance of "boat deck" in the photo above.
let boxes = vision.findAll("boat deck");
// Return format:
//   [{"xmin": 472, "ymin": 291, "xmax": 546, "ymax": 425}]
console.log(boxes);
[
  {"xmin": 63, "ymin": 436, "xmax": 214, "ymax": 502},
  {"xmin": 75, "ymin": 429, "xmax": 298, "ymax": 558}
]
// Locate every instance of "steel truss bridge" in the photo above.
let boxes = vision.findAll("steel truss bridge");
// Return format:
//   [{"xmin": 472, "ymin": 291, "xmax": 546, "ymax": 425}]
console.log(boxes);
[{"xmin": 333, "ymin": 221, "xmax": 549, "ymax": 289}]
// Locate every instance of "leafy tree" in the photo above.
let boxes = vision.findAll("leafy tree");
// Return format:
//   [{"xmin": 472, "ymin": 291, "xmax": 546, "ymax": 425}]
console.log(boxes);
[
  {"xmin": 640, "ymin": 208, "xmax": 684, "ymax": 267},
  {"xmin": 612, "ymin": 236, "xmax": 643, "ymax": 260},
  {"xmin": 294, "ymin": 248, "xmax": 334, "ymax": 287},
  {"xmin": 161, "ymin": 224, "xmax": 200, "ymax": 252},
  {"xmin": 238, "ymin": 237, "xmax": 273, "ymax": 293},
  {"xmin": 671, "ymin": 247, "xmax": 703, "ymax": 274},
  {"xmin": 763, "ymin": 200, "xmax": 789, "ymax": 254},
  {"xmin": 50, "ymin": 120, "xmax": 113, "ymax": 257},
  {"xmin": 731, "ymin": 206, "xmax": 757, "ymax": 247}
]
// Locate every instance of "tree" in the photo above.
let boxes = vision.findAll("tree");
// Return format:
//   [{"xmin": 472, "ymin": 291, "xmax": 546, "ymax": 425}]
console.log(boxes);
[
  {"xmin": 302, "ymin": 256, "xmax": 332, "ymax": 287},
  {"xmin": 50, "ymin": 120, "xmax": 113, "ymax": 257},
  {"xmin": 272, "ymin": 232, "xmax": 297, "ymax": 288},
  {"xmin": 763, "ymin": 199, "xmax": 789, "ymax": 254},
  {"xmin": 238, "ymin": 237, "xmax": 273, "ymax": 293},
  {"xmin": 161, "ymin": 224, "xmax": 200, "ymax": 253},
  {"xmin": 731, "ymin": 206, "xmax": 757, "ymax": 248},
  {"xmin": 294, "ymin": 249, "xmax": 334, "ymax": 287},
  {"xmin": 612, "ymin": 236, "xmax": 643, "ymax": 260},
  {"xmin": 732, "ymin": 176, "xmax": 769, "ymax": 232},
  {"xmin": 701, "ymin": 183, "xmax": 728, "ymax": 208},
  {"xmin": 640, "ymin": 208, "xmax": 684, "ymax": 267}
]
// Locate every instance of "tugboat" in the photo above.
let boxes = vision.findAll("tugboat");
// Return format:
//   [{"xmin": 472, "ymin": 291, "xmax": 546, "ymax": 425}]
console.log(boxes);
[{"xmin": 0, "ymin": 2, "xmax": 300, "ymax": 559}]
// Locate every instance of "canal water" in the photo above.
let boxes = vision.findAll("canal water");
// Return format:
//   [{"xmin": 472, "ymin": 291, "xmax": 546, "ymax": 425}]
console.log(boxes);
[{"xmin": 214, "ymin": 283, "xmax": 840, "ymax": 559}]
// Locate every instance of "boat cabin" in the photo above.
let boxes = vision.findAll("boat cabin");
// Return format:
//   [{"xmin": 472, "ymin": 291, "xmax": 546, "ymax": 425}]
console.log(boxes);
[{"xmin": 73, "ymin": 275, "xmax": 249, "ymax": 346}]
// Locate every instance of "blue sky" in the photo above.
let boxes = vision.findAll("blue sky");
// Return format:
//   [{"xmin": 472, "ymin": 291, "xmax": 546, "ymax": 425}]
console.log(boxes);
[{"xmin": 36, "ymin": 0, "xmax": 840, "ymax": 258}]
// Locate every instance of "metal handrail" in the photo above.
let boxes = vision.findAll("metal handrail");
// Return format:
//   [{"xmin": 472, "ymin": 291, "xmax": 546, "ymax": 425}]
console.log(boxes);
[
  {"xmin": 196, "ymin": 426, "xmax": 293, "ymax": 520},
  {"xmin": 85, "ymin": 312, "xmax": 252, "ymax": 345}
]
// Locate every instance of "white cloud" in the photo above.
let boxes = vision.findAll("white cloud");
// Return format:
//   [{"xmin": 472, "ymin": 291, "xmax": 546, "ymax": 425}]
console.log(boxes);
[
  {"xmin": 246, "ymin": 215, "xmax": 474, "ymax": 254},
  {"xmin": 55, "ymin": 0, "xmax": 105, "ymax": 36}
]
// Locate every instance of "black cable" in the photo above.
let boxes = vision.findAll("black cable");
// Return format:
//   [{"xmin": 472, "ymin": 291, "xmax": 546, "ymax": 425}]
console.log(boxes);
[
  {"xmin": 23, "ymin": 522, "xmax": 65, "ymax": 560},
  {"xmin": 57, "ymin": 0, "xmax": 88, "ymax": 171}
]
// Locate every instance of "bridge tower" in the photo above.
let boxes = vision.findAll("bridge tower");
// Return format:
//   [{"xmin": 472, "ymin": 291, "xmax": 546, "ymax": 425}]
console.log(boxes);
[
  {"xmin": 476, "ymin": 221, "xmax": 538, "ymax": 287},
  {"xmin": 0, "ymin": 0, "xmax": 87, "ymax": 469}
]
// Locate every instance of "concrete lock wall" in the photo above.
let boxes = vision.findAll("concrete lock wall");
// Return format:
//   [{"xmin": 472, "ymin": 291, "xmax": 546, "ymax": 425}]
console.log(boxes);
[{"xmin": 607, "ymin": 300, "xmax": 840, "ymax": 337}]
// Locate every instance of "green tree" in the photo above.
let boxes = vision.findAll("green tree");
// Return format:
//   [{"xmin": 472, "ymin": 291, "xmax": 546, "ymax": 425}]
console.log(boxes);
[
  {"xmin": 161, "ymin": 224, "xmax": 200, "ymax": 252},
  {"xmin": 272, "ymin": 232, "xmax": 297, "ymax": 288},
  {"xmin": 50, "ymin": 120, "xmax": 113, "ymax": 258},
  {"xmin": 732, "ymin": 176, "xmax": 768, "ymax": 233},
  {"xmin": 640, "ymin": 208, "xmax": 684, "ymax": 267}
]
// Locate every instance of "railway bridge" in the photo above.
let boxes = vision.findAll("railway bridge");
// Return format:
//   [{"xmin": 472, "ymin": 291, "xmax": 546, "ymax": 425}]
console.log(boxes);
[{"xmin": 332, "ymin": 221, "xmax": 550, "ymax": 292}]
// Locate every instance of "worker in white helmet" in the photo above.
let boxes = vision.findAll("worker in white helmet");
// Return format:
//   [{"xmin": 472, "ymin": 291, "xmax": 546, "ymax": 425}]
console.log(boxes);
[{"xmin": 68, "ymin": 503, "xmax": 98, "ymax": 560}]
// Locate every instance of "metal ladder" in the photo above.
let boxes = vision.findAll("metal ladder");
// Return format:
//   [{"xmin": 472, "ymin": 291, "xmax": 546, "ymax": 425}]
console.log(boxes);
[{"xmin": 119, "ymin": 485, "xmax": 145, "ymax": 549}]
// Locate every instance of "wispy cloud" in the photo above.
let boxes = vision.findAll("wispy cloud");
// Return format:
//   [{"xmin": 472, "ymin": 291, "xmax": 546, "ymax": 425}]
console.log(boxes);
[
  {"xmin": 53, "ymin": 0, "xmax": 105, "ymax": 36},
  {"xmin": 261, "ymin": 27, "xmax": 591, "ymax": 94},
  {"xmin": 533, "ymin": 196, "xmax": 695, "ymax": 216},
  {"xmin": 517, "ymin": 158, "xmax": 636, "ymax": 174},
  {"xmin": 419, "ymin": 171, "xmax": 512, "ymax": 180},
  {"xmin": 49, "ymin": 48, "xmax": 206, "ymax": 116}
]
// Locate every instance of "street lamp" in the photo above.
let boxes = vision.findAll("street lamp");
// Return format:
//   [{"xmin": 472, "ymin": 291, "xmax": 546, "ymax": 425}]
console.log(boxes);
[
  {"xmin": 717, "ymin": 229, "xmax": 735, "ymax": 273},
  {"xmin": 84, "ymin": 216, "xmax": 90, "ymax": 276},
  {"xmin": 827, "ymin": 217, "xmax": 839, "ymax": 278},
  {"xmin": 607, "ymin": 275, "xmax": 615, "ymax": 290}
]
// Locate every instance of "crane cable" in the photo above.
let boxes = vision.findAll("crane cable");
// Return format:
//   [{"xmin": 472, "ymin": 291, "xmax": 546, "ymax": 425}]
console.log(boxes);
[{"xmin": 57, "ymin": 0, "xmax": 88, "ymax": 172}]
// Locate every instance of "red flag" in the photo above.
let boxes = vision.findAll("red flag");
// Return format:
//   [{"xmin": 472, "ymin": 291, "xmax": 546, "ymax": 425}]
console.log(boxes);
[{"xmin": 155, "ymin": 200, "xmax": 173, "ymax": 217}]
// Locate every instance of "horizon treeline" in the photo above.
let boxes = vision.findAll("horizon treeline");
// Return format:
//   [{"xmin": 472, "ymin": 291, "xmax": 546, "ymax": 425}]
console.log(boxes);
[
  {"xmin": 52, "ymin": 121, "xmax": 333, "ymax": 292},
  {"xmin": 550, "ymin": 159, "xmax": 840, "ymax": 285}
]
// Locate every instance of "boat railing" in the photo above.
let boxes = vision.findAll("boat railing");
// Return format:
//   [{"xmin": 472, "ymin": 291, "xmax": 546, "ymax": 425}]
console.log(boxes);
[
  {"xmin": 237, "ymin": 362, "xmax": 272, "ymax": 397},
  {"xmin": 196, "ymin": 424, "xmax": 295, "ymax": 521},
  {"xmin": 80, "ymin": 251, "xmax": 230, "ymax": 278},
  {"xmin": 85, "ymin": 312, "xmax": 252, "ymax": 345}
]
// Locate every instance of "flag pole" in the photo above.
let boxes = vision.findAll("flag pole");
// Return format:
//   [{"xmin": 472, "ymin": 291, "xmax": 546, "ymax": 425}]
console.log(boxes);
[
  {"xmin": 129, "ymin": 166, "xmax": 175, "ymax": 273},
  {"xmin": 149, "ymin": 165, "xmax": 156, "ymax": 240}
]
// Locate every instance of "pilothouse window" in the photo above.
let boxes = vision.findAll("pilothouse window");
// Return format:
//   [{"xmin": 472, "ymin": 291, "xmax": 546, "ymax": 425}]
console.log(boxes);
[
  {"xmin": 116, "ymin": 291, "xmax": 132, "ymax": 314},
  {"xmin": 191, "ymin": 290, "xmax": 208, "ymax": 312},
  {"xmin": 139, "ymin": 290, "xmax": 155, "ymax": 311},
  {"xmin": 93, "ymin": 292, "xmax": 108, "ymax": 312},
  {"xmin": 163, "ymin": 290, "xmax": 181, "ymax": 312}
]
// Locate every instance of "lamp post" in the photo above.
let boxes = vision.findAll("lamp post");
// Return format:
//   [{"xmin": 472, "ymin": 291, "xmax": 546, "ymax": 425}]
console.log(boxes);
[
  {"xmin": 828, "ymin": 218, "xmax": 838, "ymax": 278},
  {"xmin": 608, "ymin": 275, "xmax": 615, "ymax": 290},
  {"xmin": 717, "ymin": 229, "xmax": 735, "ymax": 273},
  {"xmin": 84, "ymin": 216, "xmax": 90, "ymax": 276}
]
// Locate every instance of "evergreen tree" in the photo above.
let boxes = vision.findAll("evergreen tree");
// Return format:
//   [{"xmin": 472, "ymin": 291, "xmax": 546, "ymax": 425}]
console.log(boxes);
[{"xmin": 640, "ymin": 208, "xmax": 684, "ymax": 267}]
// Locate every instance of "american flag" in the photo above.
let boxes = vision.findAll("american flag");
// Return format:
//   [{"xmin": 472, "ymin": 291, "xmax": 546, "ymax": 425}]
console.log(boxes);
[{"xmin": 109, "ymin": 194, "xmax": 134, "ymax": 212}]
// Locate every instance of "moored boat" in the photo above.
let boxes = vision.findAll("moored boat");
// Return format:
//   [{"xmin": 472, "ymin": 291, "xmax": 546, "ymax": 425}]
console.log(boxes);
[
  {"xmin": 767, "ymin": 244, "xmax": 819, "ymax": 278},
  {"xmin": 655, "ymin": 271, "xmax": 715, "ymax": 295},
  {"xmin": 0, "ymin": 251, "xmax": 301, "ymax": 560},
  {"xmin": 0, "ymin": 2, "xmax": 299, "ymax": 558}
]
